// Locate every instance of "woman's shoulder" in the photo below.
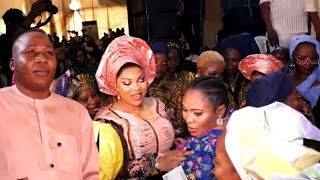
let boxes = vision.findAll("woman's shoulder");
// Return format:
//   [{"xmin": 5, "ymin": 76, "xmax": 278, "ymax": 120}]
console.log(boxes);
[
  {"xmin": 144, "ymin": 97, "xmax": 167, "ymax": 113},
  {"xmin": 94, "ymin": 107, "xmax": 129, "ymax": 128}
]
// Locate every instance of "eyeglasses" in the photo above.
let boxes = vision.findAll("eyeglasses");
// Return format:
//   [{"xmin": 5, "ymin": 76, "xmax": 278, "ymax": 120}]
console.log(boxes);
[{"xmin": 295, "ymin": 56, "xmax": 319, "ymax": 65}]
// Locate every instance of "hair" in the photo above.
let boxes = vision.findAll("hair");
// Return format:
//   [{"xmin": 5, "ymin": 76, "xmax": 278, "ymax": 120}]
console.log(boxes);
[
  {"xmin": 13, "ymin": 28, "xmax": 47, "ymax": 42},
  {"xmin": 198, "ymin": 51, "xmax": 225, "ymax": 69},
  {"xmin": 116, "ymin": 62, "xmax": 141, "ymax": 78},
  {"xmin": 251, "ymin": 70, "xmax": 265, "ymax": 77},
  {"xmin": 293, "ymin": 42, "xmax": 317, "ymax": 57},
  {"xmin": 12, "ymin": 28, "xmax": 49, "ymax": 54},
  {"xmin": 186, "ymin": 76, "xmax": 228, "ymax": 110},
  {"xmin": 168, "ymin": 46, "xmax": 180, "ymax": 61}
]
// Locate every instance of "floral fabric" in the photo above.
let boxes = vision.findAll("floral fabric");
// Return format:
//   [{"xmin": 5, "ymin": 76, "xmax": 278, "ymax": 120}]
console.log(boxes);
[{"xmin": 177, "ymin": 129, "xmax": 223, "ymax": 180}]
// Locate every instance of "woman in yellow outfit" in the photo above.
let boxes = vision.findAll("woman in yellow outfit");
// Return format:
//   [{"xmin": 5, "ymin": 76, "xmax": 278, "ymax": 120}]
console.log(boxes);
[{"xmin": 70, "ymin": 73, "xmax": 124, "ymax": 179}]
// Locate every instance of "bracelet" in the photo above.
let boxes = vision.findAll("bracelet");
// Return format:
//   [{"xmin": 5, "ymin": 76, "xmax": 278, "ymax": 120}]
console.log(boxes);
[{"xmin": 155, "ymin": 156, "xmax": 161, "ymax": 173}]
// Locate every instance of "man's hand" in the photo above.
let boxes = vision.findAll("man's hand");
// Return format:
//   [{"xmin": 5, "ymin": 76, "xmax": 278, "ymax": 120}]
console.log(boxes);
[
  {"xmin": 29, "ymin": 0, "xmax": 47, "ymax": 18},
  {"xmin": 267, "ymin": 28, "xmax": 279, "ymax": 47},
  {"xmin": 22, "ymin": 0, "xmax": 48, "ymax": 29}
]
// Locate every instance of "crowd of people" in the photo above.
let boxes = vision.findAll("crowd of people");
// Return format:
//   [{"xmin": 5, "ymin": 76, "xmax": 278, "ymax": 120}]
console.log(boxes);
[{"xmin": 0, "ymin": 0, "xmax": 320, "ymax": 180}]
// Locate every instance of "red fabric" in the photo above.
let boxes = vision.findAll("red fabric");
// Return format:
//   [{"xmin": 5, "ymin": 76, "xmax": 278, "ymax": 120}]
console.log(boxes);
[
  {"xmin": 238, "ymin": 54, "xmax": 284, "ymax": 80},
  {"xmin": 96, "ymin": 36, "xmax": 156, "ymax": 96}
]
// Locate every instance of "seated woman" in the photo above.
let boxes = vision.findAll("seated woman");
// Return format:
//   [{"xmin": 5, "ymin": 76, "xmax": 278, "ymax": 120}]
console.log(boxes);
[
  {"xmin": 247, "ymin": 70, "xmax": 315, "ymax": 124},
  {"xmin": 238, "ymin": 54, "xmax": 283, "ymax": 81},
  {"xmin": 246, "ymin": 70, "xmax": 301, "ymax": 110},
  {"xmin": 177, "ymin": 77, "xmax": 229, "ymax": 179},
  {"xmin": 218, "ymin": 33, "xmax": 259, "ymax": 110},
  {"xmin": 95, "ymin": 36, "xmax": 193, "ymax": 179},
  {"xmin": 215, "ymin": 102, "xmax": 320, "ymax": 180},
  {"xmin": 150, "ymin": 42, "xmax": 196, "ymax": 139},
  {"xmin": 197, "ymin": 50, "xmax": 225, "ymax": 80},
  {"xmin": 288, "ymin": 35, "xmax": 320, "ymax": 128},
  {"xmin": 70, "ymin": 74, "xmax": 124, "ymax": 180}
]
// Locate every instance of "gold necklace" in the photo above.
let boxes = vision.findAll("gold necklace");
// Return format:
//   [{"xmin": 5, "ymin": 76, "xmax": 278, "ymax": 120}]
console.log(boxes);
[
  {"xmin": 230, "ymin": 73, "xmax": 240, "ymax": 92},
  {"xmin": 135, "ymin": 104, "xmax": 156, "ymax": 121}
]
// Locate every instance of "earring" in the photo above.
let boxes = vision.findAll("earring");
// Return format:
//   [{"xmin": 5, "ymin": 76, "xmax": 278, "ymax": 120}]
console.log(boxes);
[
  {"xmin": 117, "ymin": 94, "xmax": 120, "ymax": 100},
  {"xmin": 289, "ymin": 63, "xmax": 296, "ymax": 69},
  {"xmin": 216, "ymin": 115, "xmax": 224, "ymax": 126}
]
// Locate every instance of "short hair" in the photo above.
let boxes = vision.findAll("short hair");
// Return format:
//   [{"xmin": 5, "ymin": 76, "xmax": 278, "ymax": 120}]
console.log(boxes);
[
  {"xmin": 186, "ymin": 76, "xmax": 228, "ymax": 110},
  {"xmin": 12, "ymin": 28, "xmax": 48, "ymax": 52},
  {"xmin": 197, "ymin": 50, "xmax": 225, "ymax": 69}
]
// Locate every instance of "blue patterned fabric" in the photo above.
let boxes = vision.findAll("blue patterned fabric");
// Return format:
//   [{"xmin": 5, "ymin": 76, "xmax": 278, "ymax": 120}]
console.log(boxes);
[
  {"xmin": 177, "ymin": 129, "xmax": 223, "ymax": 180},
  {"xmin": 297, "ymin": 66, "xmax": 320, "ymax": 109}
]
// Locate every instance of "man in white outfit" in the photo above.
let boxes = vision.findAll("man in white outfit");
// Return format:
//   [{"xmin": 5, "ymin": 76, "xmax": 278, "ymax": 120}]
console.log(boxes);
[{"xmin": 260, "ymin": 0, "xmax": 320, "ymax": 48}]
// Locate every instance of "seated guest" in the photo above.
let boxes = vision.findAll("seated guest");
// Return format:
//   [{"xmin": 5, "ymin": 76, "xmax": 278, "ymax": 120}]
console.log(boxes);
[
  {"xmin": 218, "ymin": 32, "xmax": 259, "ymax": 109},
  {"xmin": 247, "ymin": 70, "xmax": 301, "ymax": 111},
  {"xmin": 197, "ymin": 50, "xmax": 225, "ymax": 80},
  {"xmin": 177, "ymin": 77, "xmax": 229, "ymax": 179},
  {"xmin": 71, "ymin": 74, "xmax": 101, "ymax": 119},
  {"xmin": 247, "ymin": 70, "xmax": 315, "ymax": 124},
  {"xmin": 70, "ymin": 74, "xmax": 123, "ymax": 180},
  {"xmin": 154, "ymin": 43, "xmax": 196, "ymax": 139},
  {"xmin": 238, "ymin": 54, "xmax": 283, "ymax": 81},
  {"xmin": 71, "ymin": 47, "xmax": 98, "ymax": 77},
  {"xmin": 95, "ymin": 36, "xmax": 193, "ymax": 179},
  {"xmin": 215, "ymin": 102, "xmax": 320, "ymax": 180},
  {"xmin": 0, "ymin": 28, "xmax": 98, "ymax": 179},
  {"xmin": 148, "ymin": 41, "xmax": 169, "ymax": 105},
  {"xmin": 288, "ymin": 35, "xmax": 320, "ymax": 128}
]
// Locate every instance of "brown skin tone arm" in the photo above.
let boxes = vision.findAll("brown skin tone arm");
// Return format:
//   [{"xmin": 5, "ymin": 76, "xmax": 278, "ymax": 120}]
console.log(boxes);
[
  {"xmin": 21, "ymin": 0, "xmax": 47, "ymax": 29},
  {"xmin": 309, "ymin": 12, "xmax": 320, "ymax": 41},
  {"xmin": 260, "ymin": 2, "xmax": 279, "ymax": 47}
]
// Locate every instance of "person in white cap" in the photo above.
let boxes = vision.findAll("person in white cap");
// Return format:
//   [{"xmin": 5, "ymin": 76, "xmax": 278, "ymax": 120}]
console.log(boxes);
[{"xmin": 215, "ymin": 102, "xmax": 320, "ymax": 180}]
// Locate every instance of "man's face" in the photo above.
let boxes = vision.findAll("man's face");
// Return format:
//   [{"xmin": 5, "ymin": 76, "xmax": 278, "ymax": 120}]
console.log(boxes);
[
  {"xmin": 154, "ymin": 53, "xmax": 168, "ymax": 80},
  {"xmin": 11, "ymin": 31, "xmax": 57, "ymax": 92}
]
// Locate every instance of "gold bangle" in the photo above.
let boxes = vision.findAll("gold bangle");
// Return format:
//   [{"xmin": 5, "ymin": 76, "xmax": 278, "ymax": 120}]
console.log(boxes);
[{"xmin": 155, "ymin": 156, "xmax": 161, "ymax": 173}]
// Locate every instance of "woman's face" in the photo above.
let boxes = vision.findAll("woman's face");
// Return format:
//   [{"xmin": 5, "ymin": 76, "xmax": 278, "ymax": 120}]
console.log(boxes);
[
  {"xmin": 250, "ymin": 71, "xmax": 265, "ymax": 82},
  {"xmin": 182, "ymin": 90, "xmax": 223, "ymax": 137},
  {"xmin": 293, "ymin": 43, "xmax": 318, "ymax": 75},
  {"xmin": 223, "ymin": 48, "xmax": 242, "ymax": 78},
  {"xmin": 199, "ymin": 63, "xmax": 225, "ymax": 80},
  {"xmin": 168, "ymin": 49, "xmax": 179, "ymax": 73},
  {"xmin": 215, "ymin": 132, "xmax": 241, "ymax": 180},
  {"xmin": 76, "ymin": 50, "xmax": 86, "ymax": 63},
  {"xmin": 116, "ymin": 66, "xmax": 148, "ymax": 107},
  {"xmin": 283, "ymin": 88, "xmax": 302, "ymax": 113},
  {"xmin": 154, "ymin": 53, "xmax": 168, "ymax": 80},
  {"xmin": 76, "ymin": 87, "xmax": 101, "ymax": 118}
]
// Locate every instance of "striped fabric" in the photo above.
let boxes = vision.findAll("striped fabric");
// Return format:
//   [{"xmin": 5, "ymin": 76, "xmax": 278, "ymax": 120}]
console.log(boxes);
[{"xmin": 260, "ymin": 0, "xmax": 309, "ymax": 34}]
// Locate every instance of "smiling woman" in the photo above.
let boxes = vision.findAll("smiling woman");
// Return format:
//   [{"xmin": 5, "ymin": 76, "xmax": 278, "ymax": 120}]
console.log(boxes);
[{"xmin": 94, "ymin": 35, "xmax": 193, "ymax": 179}]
